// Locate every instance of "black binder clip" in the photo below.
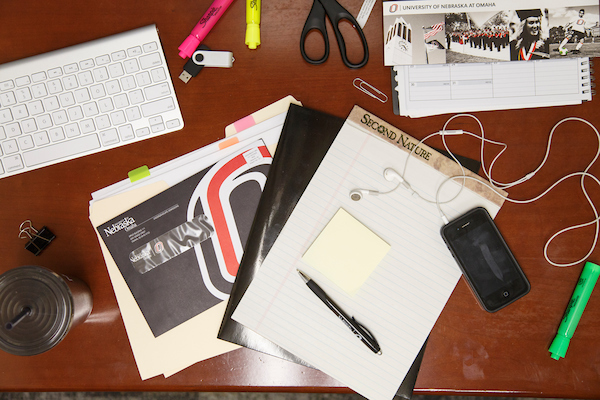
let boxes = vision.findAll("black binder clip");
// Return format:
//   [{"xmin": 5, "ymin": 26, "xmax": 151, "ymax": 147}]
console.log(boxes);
[{"xmin": 19, "ymin": 220, "xmax": 55, "ymax": 256}]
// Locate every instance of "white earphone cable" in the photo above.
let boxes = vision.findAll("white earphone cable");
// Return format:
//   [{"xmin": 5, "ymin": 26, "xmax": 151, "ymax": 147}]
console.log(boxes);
[{"xmin": 428, "ymin": 115, "xmax": 600, "ymax": 268}]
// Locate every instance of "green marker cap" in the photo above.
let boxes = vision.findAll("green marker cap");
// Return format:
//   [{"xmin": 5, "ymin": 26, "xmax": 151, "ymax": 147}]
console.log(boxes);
[{"xmin": 549, "ymin": 334, "xmax": 570, "ymax": 360}]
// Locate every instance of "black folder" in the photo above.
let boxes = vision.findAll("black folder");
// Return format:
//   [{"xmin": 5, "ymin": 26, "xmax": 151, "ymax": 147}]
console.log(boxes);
[{"xmin": 218, "ymin": 104, "xmax": 479, "ymax": 399}]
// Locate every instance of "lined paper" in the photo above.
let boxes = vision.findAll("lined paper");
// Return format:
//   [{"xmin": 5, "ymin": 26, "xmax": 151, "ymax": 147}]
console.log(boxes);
[{"xmin": 232, "ymin": 107, "xmax": 502, "ymax": 400}]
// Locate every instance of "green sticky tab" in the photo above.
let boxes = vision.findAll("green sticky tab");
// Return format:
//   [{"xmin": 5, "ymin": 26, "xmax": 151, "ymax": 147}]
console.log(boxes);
[{"xmin": 128, "ymin": 165, "xmax": 150, "ymax": 182}]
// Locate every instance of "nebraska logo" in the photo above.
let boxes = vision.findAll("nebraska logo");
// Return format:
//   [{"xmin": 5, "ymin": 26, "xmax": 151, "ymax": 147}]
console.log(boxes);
[{"xmin": 104, "ymin": 217, "xmax": 136, "ymax": 237}]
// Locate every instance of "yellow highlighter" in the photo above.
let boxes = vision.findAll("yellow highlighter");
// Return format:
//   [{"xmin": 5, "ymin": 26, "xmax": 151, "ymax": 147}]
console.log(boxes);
[{"xmin": 246, "ymin": 0, "xmax": 261, "ymax": 49}]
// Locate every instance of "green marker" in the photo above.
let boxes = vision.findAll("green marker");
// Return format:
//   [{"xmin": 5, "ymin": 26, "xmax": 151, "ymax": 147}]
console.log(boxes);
[{"xmin": 549, "ymin": 261, "xmax": 600, "ymax": 360}]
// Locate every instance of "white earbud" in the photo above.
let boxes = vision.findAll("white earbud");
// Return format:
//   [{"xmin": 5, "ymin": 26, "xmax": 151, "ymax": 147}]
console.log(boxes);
[
  {"xmin": 350, "ymin": 168, "xmax": 405, "ymax": 201},
  {"xmin": 383, "ymin": 168, "xmax": 403, "ymax": 182},
  {"xmin": 349, "ymin": 189, "xmax": 380, "ymax": 201}
]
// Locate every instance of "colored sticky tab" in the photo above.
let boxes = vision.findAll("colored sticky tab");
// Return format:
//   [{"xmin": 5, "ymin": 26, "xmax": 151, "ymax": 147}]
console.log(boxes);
[
  {"xmin": 218, "ymin": 137, "xmax": 240, "ymax": 150},
  {"xmin": 128, "ymin": 165, "xmax": 151, "ymax": 182},
  {"xmin": 302, "ymin": 208, "xmax": 390, "ymax": 296}
]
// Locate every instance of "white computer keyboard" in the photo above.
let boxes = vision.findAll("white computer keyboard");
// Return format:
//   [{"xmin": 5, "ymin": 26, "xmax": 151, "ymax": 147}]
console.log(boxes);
[{"xmin": 0, "ymin": 24, "xmax": 184, "ymax": 179}]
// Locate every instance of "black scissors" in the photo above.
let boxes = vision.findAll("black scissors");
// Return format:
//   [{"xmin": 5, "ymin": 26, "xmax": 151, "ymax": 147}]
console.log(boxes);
[{"xmin": 300, "ymin": 0, "xmax": 369, "ymax": 69}]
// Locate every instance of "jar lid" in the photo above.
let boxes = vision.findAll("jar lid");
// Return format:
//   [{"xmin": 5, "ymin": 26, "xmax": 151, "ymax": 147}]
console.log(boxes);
[{"xmin": 0, "ymin": 266, "xmax": 73, "ymax": 356}]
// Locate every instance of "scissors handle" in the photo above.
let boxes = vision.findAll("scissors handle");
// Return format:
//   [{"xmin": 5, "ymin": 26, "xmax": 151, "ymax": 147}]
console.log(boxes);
[{"xmin": 300, "ymin": 0, "xmax": 369, "ymax": 69}]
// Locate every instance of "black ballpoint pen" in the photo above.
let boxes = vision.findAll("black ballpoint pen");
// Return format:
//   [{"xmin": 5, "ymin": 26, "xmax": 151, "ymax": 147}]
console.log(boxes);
[{"xmin": 297, "ymin": 269, "xmax": 382, "ymax": 355}]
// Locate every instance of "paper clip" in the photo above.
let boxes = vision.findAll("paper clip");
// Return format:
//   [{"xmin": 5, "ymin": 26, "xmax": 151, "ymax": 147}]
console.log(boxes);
[
  {"xmin": 19, "ymin": 220, "xmax": 55, "ymax": 256},
  {"xmin": 353, "ymin": 78, "xmax": 388, "ymax": 103}
]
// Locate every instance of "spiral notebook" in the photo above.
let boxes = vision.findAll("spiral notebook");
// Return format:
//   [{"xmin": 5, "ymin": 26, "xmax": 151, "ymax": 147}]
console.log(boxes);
[{"xmin": 392, "ymin": 57, "xmax": 594, "ymax": 117}]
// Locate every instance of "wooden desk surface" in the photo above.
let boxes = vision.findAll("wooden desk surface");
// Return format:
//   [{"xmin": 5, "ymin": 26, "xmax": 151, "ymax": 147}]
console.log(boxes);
[{"xmin": 1, "ymin": 0, "xmax": 600, "ymax": 397}]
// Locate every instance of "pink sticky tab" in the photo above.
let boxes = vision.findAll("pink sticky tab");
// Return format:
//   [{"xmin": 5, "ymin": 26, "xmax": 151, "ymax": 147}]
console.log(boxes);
[
  {"xmin": 233, "ymin": 115, "xmax": 256, "ymax": 133},
  {"xmin": 219, "ymin": 137, "xmax": 239, "ymax": 150}
]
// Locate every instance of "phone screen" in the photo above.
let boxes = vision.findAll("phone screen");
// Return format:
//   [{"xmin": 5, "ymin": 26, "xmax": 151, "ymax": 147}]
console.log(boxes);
[{"xmin": 441, "ymin": 207, "xmax": 530, "ymax": 312}]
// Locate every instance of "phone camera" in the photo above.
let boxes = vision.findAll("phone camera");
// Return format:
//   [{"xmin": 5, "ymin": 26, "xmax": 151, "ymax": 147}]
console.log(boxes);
[{"xmin": 503, "ymin": 291, "xmax": 510, "ymax": 298}]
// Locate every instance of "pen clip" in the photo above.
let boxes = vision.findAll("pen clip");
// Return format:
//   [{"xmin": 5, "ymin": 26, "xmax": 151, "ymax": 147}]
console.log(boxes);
[{"xmin": 351, "ymin": 317, "xmax": 376, "ymax": 342}]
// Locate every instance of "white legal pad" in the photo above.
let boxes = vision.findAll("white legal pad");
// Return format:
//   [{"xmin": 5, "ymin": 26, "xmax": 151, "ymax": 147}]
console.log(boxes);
[{"xmin": 232, "ymin": 106, "xmax": 505, "ymax": 400}]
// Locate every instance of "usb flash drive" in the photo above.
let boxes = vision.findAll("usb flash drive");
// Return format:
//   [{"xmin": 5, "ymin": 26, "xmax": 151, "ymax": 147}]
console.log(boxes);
[{"xmin": 179, "ymin": 46, "xmax": 234, "ymax": 83}]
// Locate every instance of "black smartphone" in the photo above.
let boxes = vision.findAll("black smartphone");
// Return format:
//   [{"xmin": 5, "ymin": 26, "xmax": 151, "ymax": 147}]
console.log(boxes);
[{"xmin": 440, "ymin": 207, "xmax": 530, "ymax": 312}]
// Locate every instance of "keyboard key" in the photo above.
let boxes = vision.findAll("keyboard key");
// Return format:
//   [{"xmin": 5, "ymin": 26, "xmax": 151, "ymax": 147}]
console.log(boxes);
[
  {"xmin": 13, "ymin": 104, "xmax": 28, "ymax": 119},
  {"xmin": 120, "ymin": 75, "xmax": 136, "ymax": 90},
  {"xmin": 144, "ymin": 82, "xmax": 170, "ymax": 101},
  {"xmin": 110, "ymin": 110, "xmax": 126, "ymax": 125},
  {"xmin": 0, "ymin": 160, "xmax": 4, "ymax": 175},
  {"xmin": 113, "ymin": 93, "xmax": 129, "ymax": 109},
  {"xmin": 15, "ymin": 88, "xmax": 32, "ymax": 102},
  {"xmin": 36, "ymin": 114, "xmax": 53, "ymax": 129},
  {"xmin": 33, "ymin": 131, "xmax": 50, "ymax": 146},
  {"xmin": 124, "ymin": 59, "xmax": 139, "ymax": 74},
  {"xmin": 78, "ymin": 71, "xmax": 94, "ymax": 86},
  {"xmin": 48, "ymin": 67, "xmax": 63, "ymax": 78},
  {"xmin": 18, "ymin": 135, "xmax": 34, "ymax": 150},
  {"xmin": 98, "ymin": 98, "xmax": 114, "ymax": 113},
  {"xmin": 52, "ymin": 110, "xmax": 69, "ymax": 125},
  {"xmin": 106, "ymin": 80, "xmax": 121, "ymax": 95},
  {"xmin": 135, "ymin": 127, "xmax": 150, "ymax": 137},
  {"xmin": 151, "ymin": 122, "xmax": 165, "ymax": 133},
  {"xmin": 5, "ymin": 123, "xmax": 21, "ymax": 137},
  {"xmin": 32, "ymin": 83, "xmax": 48, "ymax": 98},
  {"xmin": 80, "ymin": 59, "xmax": 95, "ymax": 69},
  {"xmin": 99, "ymin": 128, "xmax": 119, "ymax": 145},
  {"xmin": 1, "ymin": 92, "xmax": 17, "ymax": 107},
  {"xmin": 43, "ymin": 96, "xmax": 60, "ymax": 112},
  {"xmin": 83, "ymin": 102, "xmax": 99, "ymax": 117},
  {"xmin": 143, "ymin": 42, "xmax": 158, "ymax": 53},
  {"xmin": 139, "ymin": 53, "xmax": 162, "ymax": 70},
  {"xmin": 75, "ymin": 88, "xmax": 91, "ymax": 103},
  {"xmin": 90, "ymin": 84, "xmax": 106, "ymax": 99},
  {"xmin": 23, "ymin": 134, "xmax": 101, "ymax": 167},
  {"xmin": 59, "ymin": 92, "xmax": 76, "ymax": 107},
  {"xmin": 64, "ymin": 63, "xmax": 79, "ymax": 74},
  {"xmin": 93, "ymin": 67, "xmax": 109, "ymax": 82},
  {"xmin": 96, "ymin": 55, "xmax": 111, "ymax": 65},
  {"xmin": 129, "ymin": 89, "xmax": 144, "ymax": 105},
  {"xmin": 95, "ymin": 114, "xmax": 111, "ymax": 129},
  {"xmin": 4, "ymin": 154, "xmax": 24, "ymax": 172},
  {"xmin": 63, "ymin": 75, "xmax": 78, "ymax": 90},
  {"xmin": 21, "ymin": 118, "xmax": 37, "ymax": 133},
  {"xmin": 118, "ymin": 124, "xmax": 135, "ymax": 140},
  {"xmin": 49, "ymin": 127, "xmax": 65, "ymax": 142},
  {"xmin": 127, "ymin": 46, "xmax": 142, "ymax": 57},
  {"xmin": 111, "ymin": 50, "xmax": 126, "ymax": 61},
  {"xmin": 47, "ymin": 79, "xmax": 63, "ymax": 95},
  {"xmin": 108, "ymin": 63, "xmax": 124, "ymax": 78},
  {"xmin": 0, "ymin": 109, "xmax": 14, "ymax": 123},
  {"xmin": 136, "ymin": 71, "xmax": 152, "ymax": 87},
  {"xmin": 125, "ymin": 106, "xmax": 141, "ymax": 121},
  {"xmin": 167, "ymin": 119, "xmax": 181, "ymax": 129},
  {"xmin": 65, "ymin": 123, "xmax": 81, "ymax": 138},
  {"xmin": 80, "ymin": 119, "xmax": 96, "ymax": 134},
  {"xmin": 0, "ymin": 80, "xmax": 15, "ymax": 91},
  {"xmin": 31, "ymin": 72, "xmax": 47, "ymax": 82},
  {"xmin": 151, "ymin": 67, "xmax": 167, "ymax": 82},
  {"xmin": 2, "ymin": 139, "xmax": 19, "ymax": 154},
  {"xmin": 27, "ymin": 100, "xmax": 44, "ymax": 116},
  {"xmin": 68, "ymin": 106, "xmax": 84, "ymax": 121},
  {"xmin": 141, "ymin": 97, "xmax": 175, "ymax": 117},
  {"xmin": 16, "ymin": 76, "xmax": 31, "ymax": 87}
]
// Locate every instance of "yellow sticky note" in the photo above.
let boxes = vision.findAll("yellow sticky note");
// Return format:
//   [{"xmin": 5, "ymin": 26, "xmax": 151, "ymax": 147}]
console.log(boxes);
[{"xmin": 302, "ymin": 208, "xmax": 390, "ymax": 296}]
